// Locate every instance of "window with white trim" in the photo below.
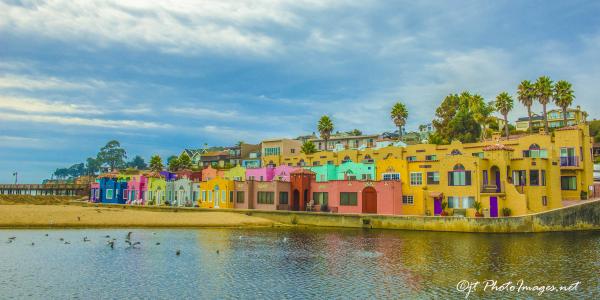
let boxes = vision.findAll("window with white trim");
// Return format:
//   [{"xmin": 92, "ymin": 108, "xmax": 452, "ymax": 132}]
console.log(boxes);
[
  {"xmin": 410, "ymin": 172, "xmax": 422, "ymax": 185},
  {"xmin": 382, "ymin": 173, "xmax": 400, "ymax": 181},
  {"xmin": 402, "ymin": 195, "xmax": 414, "ymax": 205}
]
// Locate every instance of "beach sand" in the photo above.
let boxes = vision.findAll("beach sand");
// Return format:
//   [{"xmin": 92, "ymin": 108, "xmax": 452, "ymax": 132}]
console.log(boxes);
[{"xmin": 0, "ymin": 204, "xmax": 277, "ymax": 228}]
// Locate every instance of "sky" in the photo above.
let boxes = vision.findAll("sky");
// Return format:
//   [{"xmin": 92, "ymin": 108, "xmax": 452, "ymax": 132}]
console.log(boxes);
[{"xmin": 1, "ymin": 0, "xmax": 599, "ymax": 183}]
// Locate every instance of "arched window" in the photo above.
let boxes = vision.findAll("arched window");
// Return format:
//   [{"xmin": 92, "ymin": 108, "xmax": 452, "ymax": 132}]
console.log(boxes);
[
  {"xmin": 450, "ymin": 149, "xmax": 462, "ymax": 155},
  {"xmin": 529, "ymin": 144, "xmax": 540, "ymax": 150},
  {"xmin": 364, "ymin": 154, "xmax": 372, "ymax": 160},
  {"xmin": 524, "ymin": 144, "xmax": 546, "ymax": 158},
  {"xmin": 453, "ymin": 164, "xmax": 465, "ymax": 171},
  {"xmin": 449, "ymin": 164, "xmax": 470, "ymax": 186},
  {"xmin": 342, "ymin": 156, "xmax": 351, "ymax": 163}
]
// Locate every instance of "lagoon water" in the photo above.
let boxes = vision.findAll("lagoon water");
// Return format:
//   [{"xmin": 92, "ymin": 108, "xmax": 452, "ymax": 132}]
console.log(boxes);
[{"xmin": 1, "ymin": 228, "xmax": 599, "ymax": 299}]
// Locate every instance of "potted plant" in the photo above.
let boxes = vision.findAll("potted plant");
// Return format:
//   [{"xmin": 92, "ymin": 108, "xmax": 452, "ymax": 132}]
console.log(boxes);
[
  {"xmin": 580, "ymin": 190, "xmax": 588, "ymax": 200},
  {"xmin": 502, "ymin": 207, "xmax": 511, "ymax": 217},
  {"xmin": 440, "ymin": 201, "xmax": 449, "ymax": 216},
  {"xmin": 473, "ymin": 201, "xmax": 483, "ymax": 217}
]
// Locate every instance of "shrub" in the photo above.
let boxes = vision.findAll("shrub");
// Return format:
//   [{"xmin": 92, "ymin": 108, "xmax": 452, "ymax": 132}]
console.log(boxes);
[
  {"xmin": 581, "ymin": 191, "xmax": 588, "ymax": 200},
  {"xmin": 502, "ymin": 207, "xmax": 511, "ymax": 217}
]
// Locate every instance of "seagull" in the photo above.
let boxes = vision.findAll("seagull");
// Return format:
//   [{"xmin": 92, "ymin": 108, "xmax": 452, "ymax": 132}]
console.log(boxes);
[
  {"xmin": 125, "ymin": 240, "xmax": 132, "ymax": 246},
  {"xmin": 176, "ymin": 250, "xmax": 181, "ymax": 256},
  {"xmin": 155, "ymin": 242, "xmax": 161, "ymax": 245},
  {"xmin": 59, "ymin": 238, "xmax": 64, "ymax": 241},
  {"xmin": 216, "ymin": 250, "xmax": 220, "ymax": 254},
  {"xmin": 132, "ymin": 242, "xmax": 141, "ymax": 248},
  {"xmin": 107, "ymin": 240, "xmax": 115, "ymax": 249},
  {"xmin": 104, "ymin": 235, "xmax": 110, "ymax": 238},
  {"xmin": 64, "ymin": 241, "xmax": 70, "ymax": 245},
  {"xmin": 31, "ymin": 242, "xmax": 35, "ymax": 246},
  {"xmin": 8, "ymin": 236, "xmax": 16, "ymax": 240},
  {"xmin": 126, "ymin": 232, "xmax": 132, "ymax": 240},
  {"xmin": 83, "ymin": 237, "xmax": 90, "ymax": 242}
]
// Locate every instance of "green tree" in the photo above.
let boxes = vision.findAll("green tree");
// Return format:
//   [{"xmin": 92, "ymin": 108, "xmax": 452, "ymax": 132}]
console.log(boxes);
[
  {"xmin": 167, "ymin": 155, "xmax": 180, "ymax": 172},
  {"xmin": 534, "ymin": 76, "xmax": 554, "ymax": 133},
  {"xmin": 149, "ymin": 155, "xmax": 164, "ymax": 173},
  {"xmin": 554, "ymin": 80, "xmax": 575, "ymax": 127},
  {"xmin": 317, "ymin": 115, "xmax": 334, "ymax": 151},
  {"xmin": 85, "ymin": 157, "xmax": 101, "ymax": 175},
  {"xmin": 178, "ymin": 153, "xmax": 192, "ymax": 170},
  {"xmin": 495, "ymin": 92, "xmax": 514, "ymax": 138},
  {"xmin": 346, "ymin": 129, "xmax": 363, "ymax": 136},
  {"xmin": 390, "ymin": 102, "xmax": 408, "ymax": 140},
  {"xmin": 127, "ymin": 155, "xmax": 147, "ymax": 170},
  {"xmin": 97, "ymin": 140, "xmax": 127, "ymax": 171},
  {"xmin": 517, "ymin": 80, "xmax": 536, "ymax": 134},
  {"xmin": 301, "ymin": 141, "xmax": 317, "ymax": 154},
  {"xmin": 468, "ymin": 94, "xmax": 494, "ymax": 140},
  {"xmin": 431, "ymin": 93, "xmax": 481, "ymax": 144},
  {"xmin": 53, "ymin": 168, "xmax": 69, "ymax": 180}
]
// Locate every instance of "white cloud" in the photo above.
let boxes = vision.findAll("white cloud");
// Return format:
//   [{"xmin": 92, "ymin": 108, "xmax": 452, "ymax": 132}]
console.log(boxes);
[
  {"xmin": 0, "ymin": 113, "xmax": 172, "ymax": 129},
  {"xmin": 0, "ymin": 135, "xmax": 48, "ymax": 149},
  {"xmin": 0, "ymin": 96, "xmax": 102, "ymax": 115},
  {"xmin": 0, "ymin": 74, "xmax": 100, "ymax": 90},
  {"xmin": 168, "ymin": 107, "xmax": 238, "ymax": 119}
]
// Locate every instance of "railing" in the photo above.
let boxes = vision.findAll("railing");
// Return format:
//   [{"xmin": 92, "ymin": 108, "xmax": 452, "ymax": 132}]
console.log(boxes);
[
  {"xmin": 481, "ymin": 185, "xmax": 505, "ymax": 194},
  {"xmin": 560, "ymin": 156, "xmax": 579, "ymax": 167}
]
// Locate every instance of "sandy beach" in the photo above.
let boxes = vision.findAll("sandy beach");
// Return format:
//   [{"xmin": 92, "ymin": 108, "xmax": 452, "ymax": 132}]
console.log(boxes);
[{"xmin": 0, "ymin": 204, "xmax": 277, "ymax": 228}]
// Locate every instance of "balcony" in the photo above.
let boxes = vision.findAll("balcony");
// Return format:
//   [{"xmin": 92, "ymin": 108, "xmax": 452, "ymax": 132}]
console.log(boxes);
[
  {"xmin": 481, "ymin": 184, "xmax": 505, "ymax": 194},
  {"xmin": 560, "ymin": 156, "xmax": 580, "ymax": 167}
]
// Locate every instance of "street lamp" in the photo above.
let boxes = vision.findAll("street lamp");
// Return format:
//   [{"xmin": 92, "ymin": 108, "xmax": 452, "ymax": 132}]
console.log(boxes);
[{"xmin": 12, "ymin": 171, "xmax": 18, "ymax": 184}]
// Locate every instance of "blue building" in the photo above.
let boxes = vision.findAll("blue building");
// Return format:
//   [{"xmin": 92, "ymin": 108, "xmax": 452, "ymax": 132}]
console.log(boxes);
[{"xmin": 98, "ymin": 177, "xmax": 127, "ymax": 204}]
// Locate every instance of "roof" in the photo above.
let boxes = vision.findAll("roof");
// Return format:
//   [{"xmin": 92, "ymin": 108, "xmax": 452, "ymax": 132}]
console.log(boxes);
[
  {"xmin": 290, "ymin": 169, "xmax": 315, "ymax": 175},
  {"xmin": 555, "ymin": 125, "xmax": 579, "ymax": 131},
  {"xmin": 97, "ymin": 171, "xmax": 120, "ymax": 178},
  {"xmin": 516, "ymin": 115, "xmax": 544, "ymax": 122},
  {"xmin": 483, "ymin": 144, "xmax": 514, "ymax": 151}
]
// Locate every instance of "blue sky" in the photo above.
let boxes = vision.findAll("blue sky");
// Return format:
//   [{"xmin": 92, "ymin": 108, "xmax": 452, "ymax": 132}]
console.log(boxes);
[{"xmin": 1, "ymin": 0, "xmax": 599, "ymax": 183}]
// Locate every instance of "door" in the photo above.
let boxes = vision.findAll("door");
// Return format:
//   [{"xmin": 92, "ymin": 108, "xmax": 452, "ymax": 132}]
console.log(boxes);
[
  {"xmin": 490, "ymin": 197, "xmax": 498, "ymax": 218},
  {"xmin": 362, "ymin": 187, "xmax": 377, "ymax": 214},
  {"xmin": 495, "ymin": 171, "xmax": 501, "ymax": 192},
  {"xmin": 292, "ymin": 189, "xmax": 300, "ymax": 211},
  {"xmin": 434, "ymin": 198, "xmax": 442, "ymax": 215},
  {"xmin": 214, "ymin": 191, "xmax": 220, "ymax": 208}
]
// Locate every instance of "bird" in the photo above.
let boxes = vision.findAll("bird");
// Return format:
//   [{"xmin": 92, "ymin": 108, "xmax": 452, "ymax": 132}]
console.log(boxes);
[
  {"xmin": 31, "ymin": 242, "xmax": 35, "ymax": 246},
  {"xmin": 155, "ymin": 242, "xmax": 161, "ymax": 245},
  {"xmin": 176, "ymin": 250, "xmax": 181, "ymax": 256},
  {"xmin": 59, "ymin": 238, "xmax": 64, "ymax": 241},
  {"xmin": 45, "ymin": 234, "xmax": 49, "ymax": 237},
  {"xmin": 6, "ymin": 240, "xmax": 12, "ymax": 244},
  {"xmin": 64, "ymin": 241, "xmax": 70, "ymax": 245},
  {"xmin": 132, "ymin": 242, "xmax": 141, "ymax": 248},
  {"xmin": 104, "ymin": 235, "xmax": 110, "ymax": 238},
  {"xmin": 126, "ymin": 232, "xmax": 132, "ymax": 240},
  {"xmin": 125, "ymin": 240, "xmax": 132, "ymax": 246},
  {"xmin": 8, "ymin": 236, "xmax": 16, "ymax": 240},
  {"xmin": 83, "ymin": 237, "xmax": 90, "ymax": 242},
  {"xmin": 216, "ymin": 250, "xmax": 220, "ymax": 254},
  {"xmin": 107, "ymin": 240, "xmax": 114, "ymax": 249},
  {"xmin": 77, "ymin": 216, "xmax": 81, "ymax": 221}
]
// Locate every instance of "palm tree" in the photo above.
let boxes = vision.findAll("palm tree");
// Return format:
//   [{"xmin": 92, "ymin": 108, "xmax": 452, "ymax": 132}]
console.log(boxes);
[
  {"xmin": 469, "ymin": 94, "xmax": 494, "ymax": 140},
  {"xmin": 495, "ymin": 92, "xmax": 514, "ymax": 138},
  {"xmin": 534, "ymin": 76, "xmax": 554, "ymax": 133},
  {"xmin": 390, "ymin": 102, "xmax": 408, "ymax": 140},
  {"xmin": 149, "ymin": 155, "xmax": 164, "ymax": 173},
  {"xmin": 553, "ymin": 80, "xmax": 575, "ymax": 127},
  {"xmin": 317, "ymin": 115, "xmax": 334, "ymax": 151},
  {"xmin": 517, "ymin": 80, "xmax": 535, "ymax": 134}
]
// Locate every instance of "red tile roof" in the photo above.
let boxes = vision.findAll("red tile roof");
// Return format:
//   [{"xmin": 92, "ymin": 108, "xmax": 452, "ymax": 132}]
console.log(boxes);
[
  {"xmin": 290, "ymin": 169, "xmax": 315, "ymax": 175},
  {"xmin": 555, "ymin": 125, "xmax": 579, "ymax": 131},
  {"xmin": 483, "ymin": 144, "xmax": 514, "ymax": 151}
]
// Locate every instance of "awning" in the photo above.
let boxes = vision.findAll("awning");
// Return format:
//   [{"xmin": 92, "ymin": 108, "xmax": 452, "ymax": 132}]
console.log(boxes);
[{"xmin": 428, "ymin": 191, "xmax": 443, "ymax": 198}]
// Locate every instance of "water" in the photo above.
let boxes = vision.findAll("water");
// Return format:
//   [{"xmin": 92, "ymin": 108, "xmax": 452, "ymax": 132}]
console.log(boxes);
[{"xmin": 1, "ymin": 228, "xmax": 599, "ymax": 299}]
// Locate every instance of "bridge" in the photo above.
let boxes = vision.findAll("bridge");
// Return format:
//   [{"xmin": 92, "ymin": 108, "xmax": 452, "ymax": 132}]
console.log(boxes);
[{"xmin": 0, "ymin": 183, "xmax": 89, "ymax": 196}]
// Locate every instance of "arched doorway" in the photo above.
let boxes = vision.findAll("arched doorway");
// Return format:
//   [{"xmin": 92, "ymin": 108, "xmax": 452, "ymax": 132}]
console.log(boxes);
[
  {"xmin": 292, "ymin": 189, "xmax": 300, "ymax": 211},
  {"xmin": 362, "ymin": 187, "xmax": 377, "ymax": 214},
  {"xmin": 490, "ymin": 166, "xmax": 501, "ymax": 192}
]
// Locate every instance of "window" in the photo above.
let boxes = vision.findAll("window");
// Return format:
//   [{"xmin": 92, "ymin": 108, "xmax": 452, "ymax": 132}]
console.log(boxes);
[
  {"xmin": 402, "ymin": 195, "xmax": 414, "ymax": 205},
  {"xmin": 248, "ymin": 176, "xmax": 255, "ymax": 181},
  {"xmin": 425, "ymin": 155, "xmax": 437, "ymax": 161},
  {"xmin": 279, "ymin": 192, "xmax": 289, "ymax": 205},
  {"xmin": 472, "ymin": 152, "xmax": 484, "ymax": 158},
  {"xmin": 257, "ymin": 192, "xmax": 275, "ymax": 204},
  {"xmin": 264, "ymin": 147, "xmax": 281, "ymax": 156},
  {"xmin": 542, "ymin": 196, "xmax": 548, "ymax": 206},
  {"xmin": 448, "ymin": 165, "xmax": 471, "ymax": 186},
  {"xmin": 407, "ymin": 156, "xmax": 417, "ymax": 162},
  {"xmin": 313, "ymin": 161, "xmax": 320, "ymax": 166},
  {"xmin": 561, "ymin": 176, "xmax": 577, "ymax": 190},
  {"xmin": 222, "ymin": 191, "xmax": 227, "ymax": 203},
  {"xmin": 530, "ymin": 170, "xmax": 540, "ymax": 186},
  {"xmin": 361, "ymin": 174, "xmax": 372, "ymax": 180},
  {"xmin": 427, "ymin": 172, "xmax": 440, "ymax": 184},
  {"xmin": 342, "ymin": 156, "xmax": 352, "ymax": 163},
  {"xmin": 541, "ymin": 170, "xmax": 546, "ymax": 186},
  {"xmin": 382, "ymin": 173, "xmax": 400, "ymax": 181},
  {"xmin": 523, "ymin": 144, "xmax": 548, "ymax": 158},
  {"xmin": 450, "ymin": 149, "xmax": 462, "ymax": 155},
  {"xmin": 327, "ymin": 160, "xmax": 334, "ymax": 165},
  {"xmin": 410, "ymin": 172, "xmax": 423, "ymax": 185},
  {"xmin": 106, "ymin": 189, "xmax": 114, "ymax": 200},
  {"xmin": 291, "ymin": 149, "xmax": 296, "ymax": 154},
  {"xmin": 447, "ymin": 196, "xmax": 459, "ymax": 208},
  {"xmin": 512, "ymin": 170, "xmax": 527, "ymax": 186},
  {"xmin": 462, "ymin": 196, "xmax": 475, "ymax": 209},
  {"xmin": 313, "ymin": 192, "xmax": 328, "ymax": 205},
  {"xmin": 229, "ymin": 191, "xmax": 234, "ymax": 203},
  {"xmin": 340, "ymin": 192, "xmax": 357, "ymax": 206}
]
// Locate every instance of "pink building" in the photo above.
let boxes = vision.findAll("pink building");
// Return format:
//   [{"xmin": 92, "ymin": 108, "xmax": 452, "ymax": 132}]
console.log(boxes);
[
  {"xmin": 124, "ymin": 174, "xmax": 148, "ymax": 205},
  {"xmin": 233, "ymin": 180, "xmax": 291, "ymax": 210},
  {"xmin": 245, "ymin": 166, "xmax": 275, "ymax": 181},
  {"xmin": 201, "ymin": 166, "xmax": 224, "ymax": 181},
  {"xmin": 273, "ymin": 165, "xmax": 298, "ymax": 181},
  {"xmin": 308, "ymin": 180, "xmax": 403, "ymax": 215}
]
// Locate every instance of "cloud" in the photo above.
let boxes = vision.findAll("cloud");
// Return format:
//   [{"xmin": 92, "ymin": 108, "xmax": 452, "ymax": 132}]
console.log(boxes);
[
  {"xmin": 0, "ymin": 96, "xmax": 102, "ymax": 115},
  {"xmin": 168, "ymin": 107, "xmax": 238, "ymax": 119},
  {"xmin": 0, "ymin": 113, "xmax": 172, "ymax": 129},
  {"xmin": 0, "ymin": 135, "xmax": 48, "ymax": 149},
  {"xmin": 0, "ymin": 74, "xmax": 101, "ymax": 90}
]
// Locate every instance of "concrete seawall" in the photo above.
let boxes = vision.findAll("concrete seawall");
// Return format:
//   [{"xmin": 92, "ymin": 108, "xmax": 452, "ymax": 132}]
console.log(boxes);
[{"xmin": 78, "ymin": 199, "xmax": 600, "ymax": 233}]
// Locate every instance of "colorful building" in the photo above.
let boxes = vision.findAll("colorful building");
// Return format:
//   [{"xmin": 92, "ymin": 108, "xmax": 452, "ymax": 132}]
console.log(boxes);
[
  {"xmin": 223, "ymin": 165, "xmax": 246, "ymax": 181},
  {"xmin": 233, "ymin": 180, "xmax": 291, "ymax": 210},
  {"xmin": 123, "ymin": 174, "xmax": 148, "ymax": 205},
  {"xmin": 97, "ymin": 174, "xmax": 127, "ymax": 204},
  {"xmin": 261, "ymin": 138, "xmax": 302, "ymax": 166},
  {"xmin": 246, "ymin": 166, "xmax": 275, "ymax": 181},
  {"xmin": 146, "ymin": 173, "xmax": 166, "ymax": 206},
  {"xmin": 199, "ymin": 177, "xmax": 235, "ymax": 208},
  {"xmin": 90, "ymin": 182, "xmax": 100, "ymax": 202},
  {"xmin": 201, "ymin": 166, "xmax": 225, "ymax": 181}
]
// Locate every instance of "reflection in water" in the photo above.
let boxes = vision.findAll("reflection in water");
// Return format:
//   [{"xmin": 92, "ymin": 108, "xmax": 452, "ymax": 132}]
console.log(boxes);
[{"xmin": 0, "ymin": 228, "xmax": 598, "ymax": 299}]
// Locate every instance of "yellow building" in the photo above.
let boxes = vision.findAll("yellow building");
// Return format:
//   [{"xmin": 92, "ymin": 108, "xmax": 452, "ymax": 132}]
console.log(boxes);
[
  {"xmin": 270, "ymin": 124, "xmax": 594, "ymax": 217},
  {"xmin": 223, "ymin": 165, "xmax": 246, "ymax": 181},
  {"xmin": 261, "ymin": 138, "xmax": 302, "ymax": 166},
  {"xmin": 515, "ymin": 106, "xmax": 587, "ymax": 132},
  {"xmin": 199, "ymin": 177, "xmax": 235, "ymax": 209}
]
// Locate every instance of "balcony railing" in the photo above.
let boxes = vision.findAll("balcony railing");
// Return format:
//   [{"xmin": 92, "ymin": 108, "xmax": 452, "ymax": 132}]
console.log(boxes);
[{"xmin": 560, "ymin": 156, "xmax": 579, "ymax": 167}]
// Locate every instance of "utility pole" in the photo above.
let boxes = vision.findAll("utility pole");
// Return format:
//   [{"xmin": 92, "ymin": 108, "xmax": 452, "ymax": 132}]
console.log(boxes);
[{"xmin": 13, "ymin": 171, "xmax": 18, "ymax": 184}]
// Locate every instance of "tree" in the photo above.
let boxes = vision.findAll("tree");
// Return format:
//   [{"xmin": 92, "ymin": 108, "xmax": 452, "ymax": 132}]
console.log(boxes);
[
  {"xmin": 301, "ymin": 141, "xmax": 317, "ymax": 155},
  {"xmin": 554, "ymin": 80, "xmax": 575, "ymax": 127},
  {"xmin": 127, "ymin": 155, "xmax": 147, "ymax": 170},
  {"xmin": 534, "ymin": 76, "xmax": 554, "ymax": 133},
  {"xmin": 67, "ymin": 163, "xmax": 85, "ymax": 178},
  {"xmin": 97, "ymin": 140, "xmax": 127, "ymax": 171},
  {"xmin": 85, "ymin": 157, "xmax": 101, "ymax": 176},
  {"xmin": 468, "ymin": 94, "xmax": 494, "ymax": 140},
  {"xmin": 431, "ymin": 93, "xmax": 481, "ymax": 144},
  {"xmin": 149, "ymin": 155, "xmax": 164, "ymax": 173},
  {"xmin": 390, "ymin": 102, "xmax": 408, "ymax": 140},
  {"xmin": 495, "ymin": 92, "xmax": 514, "ymax": 138},
  {"xmin": 178, "ymin": 153, "xmax": 192, "ymax": 170},
  {"xmin": 517, "ymin": 80, "xmax": 536, "ymax": 134},
  {"xmin": 346, "ymin": 129, "xmax": 363, "ymax": 136},
  {"xmin": 167, "ymin": 155, "xmax": 179, "ymax": 172},
  {"xmin": 317, "ymin": 115, "xmax": 334, "ymax": 151},
  {"xmin": 53, "ymin": 168, "xmax": 69, "ymax": 179}
]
